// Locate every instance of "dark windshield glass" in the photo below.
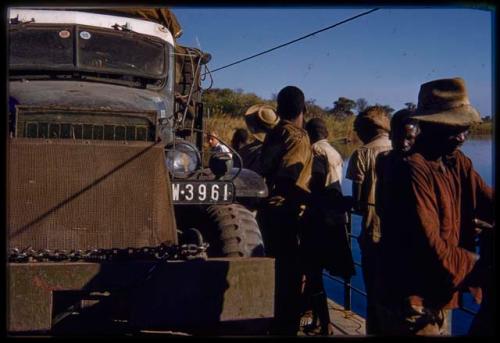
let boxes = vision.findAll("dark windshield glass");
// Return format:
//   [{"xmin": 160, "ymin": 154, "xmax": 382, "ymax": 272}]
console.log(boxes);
[
  {"xmin": 10, "ymin": 24, "xmax": 167, "ymax": 79},
  {"xmin": 10, "ymin": 26, "xmax": 74, "ymax": 67},
  {"xmin": 77, "ymin": 27, "xmax": 165, "ymax": 77}
]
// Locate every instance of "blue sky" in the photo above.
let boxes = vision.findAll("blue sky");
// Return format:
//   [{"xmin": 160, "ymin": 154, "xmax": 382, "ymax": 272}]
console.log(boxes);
[{"xmin": 172, "ymin": 7, "xmax": 494, "ymax": 116}]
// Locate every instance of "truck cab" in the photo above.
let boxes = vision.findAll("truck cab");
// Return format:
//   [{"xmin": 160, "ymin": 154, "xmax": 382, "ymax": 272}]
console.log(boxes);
[
  {"xmin": 7, "ymin": 8, "xmax": 274, "ymax": 336},
  {"xmin": 8, "ymin": 8, "xmax": 267, "ymax": 257}
]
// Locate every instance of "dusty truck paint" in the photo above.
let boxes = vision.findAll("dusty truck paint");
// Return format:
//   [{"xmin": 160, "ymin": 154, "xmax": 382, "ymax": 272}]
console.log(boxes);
[
  {"xmin": 10, "ymin": 81, "xmax": 169, "ymax": 114},
  {"xmin": 8, "ymin": 258, "xmax": 275, "ymax": 334},
  {"xmin": 7, "ymin": 7, "xmax": 274, "ymax": 335}
]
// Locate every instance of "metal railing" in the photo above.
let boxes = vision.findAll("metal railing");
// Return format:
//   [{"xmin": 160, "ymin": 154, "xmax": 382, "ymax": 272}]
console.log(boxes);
[{"xmin": 323, "ymin": 211, "xmax": 478, "ymax": 318}]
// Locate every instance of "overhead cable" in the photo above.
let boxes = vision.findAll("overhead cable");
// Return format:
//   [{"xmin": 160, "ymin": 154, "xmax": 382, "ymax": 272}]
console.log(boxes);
[{"xmin": 206, "ymin": 8, "xmax": 380, "ymax": 75}]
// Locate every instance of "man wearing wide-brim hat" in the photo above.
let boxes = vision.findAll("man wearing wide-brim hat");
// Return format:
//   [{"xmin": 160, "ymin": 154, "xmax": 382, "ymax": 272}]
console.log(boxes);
[
  {"xmin": 245, "ymin": 103, "xmax": 280, "ymax": 143},
  {"xmin": 377, "ymin": 77, "xmax": 494, "ymax": 336},
  {"xmin": 238, "ymin": 104, "xmax": 280, "ymax": 175}
]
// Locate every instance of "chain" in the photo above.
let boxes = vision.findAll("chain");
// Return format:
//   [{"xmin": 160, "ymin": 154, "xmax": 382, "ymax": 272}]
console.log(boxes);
[{"xmin": 8, "ymin": 242, "xmax": 209, "ymax": 263}]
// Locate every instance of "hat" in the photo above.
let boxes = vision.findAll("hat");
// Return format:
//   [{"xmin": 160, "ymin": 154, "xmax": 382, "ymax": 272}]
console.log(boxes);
[
  {"xmin": 244, "ymin": 104, "xmax": 280, "ymax": 142},
  {"xmin": 411, "ymin": 77, "xmax": 482, "ymax": 126}
]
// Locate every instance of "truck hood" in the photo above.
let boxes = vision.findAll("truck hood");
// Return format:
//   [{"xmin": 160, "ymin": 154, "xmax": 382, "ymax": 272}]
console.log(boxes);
[{"xmin": 9, "ymin": 80, "xmax": 166, "ymax": 112}]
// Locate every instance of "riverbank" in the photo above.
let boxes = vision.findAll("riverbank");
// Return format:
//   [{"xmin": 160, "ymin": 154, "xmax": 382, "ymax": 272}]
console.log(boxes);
[
  {"xmin": 207, "ymin": 114, "xmax": 358, "ymax": 157},
  {"xmin": 206, "ymin": 114, "xmax": 492, "ymax": 159},
  {"xmin": 470, "ymin": 121, "xmax": 493, "ymax": 136},
  {"xmin": 207, "ymin": 114, "xmax": 356, "ymax": 143}
]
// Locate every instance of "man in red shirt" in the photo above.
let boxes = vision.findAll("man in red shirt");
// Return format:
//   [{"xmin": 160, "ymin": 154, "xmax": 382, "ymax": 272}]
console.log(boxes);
[{"xmin": 376, "ymin": 77, "xmax": 494, "ymax": 335}]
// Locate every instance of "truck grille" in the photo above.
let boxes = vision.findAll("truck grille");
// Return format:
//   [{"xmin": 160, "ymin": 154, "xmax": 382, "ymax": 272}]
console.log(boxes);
[
  {"xmin": 7, "ymin": 138, "xmax": 178, "ymax": 250},
  {"xmin": 24, "ymin": 122, "xmax": 151, "ymax": 141},
  {"xmin": 15, "ymin": 106, "xmax": 157, "ymax": 142}
]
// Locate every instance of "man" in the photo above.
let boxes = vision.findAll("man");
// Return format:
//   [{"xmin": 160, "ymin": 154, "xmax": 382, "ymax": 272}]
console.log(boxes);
[
  {"xmin": 207, "ymin": 131, "xmax": 232, "ymax": 155},
  {"xmin": 345, "ymin": 105, "xmax": 392, "ymax": 334},
  {"xmin": 230, "ymin": 128, "xmax": 249, "ymax": 152},
  {"xmin": 387, "ymin": 109, "xmax": 418, "ymax": 154},
  {"xmin": 376, "ymin": 108, "xmax": 419, "ymax": 221},
  {"xmin": 378, "ymin": 77, "xmax": 494, "ymax": 335},
  {"xmin": 374, "ymin": 108, "xmax": 419, "ymax": 334},
  {"xmin": 306, "ymin": 117, "xmax": 344, "ymax": 185},
  {"xmin": 258, "ymin": 86, "xmax": 313, "ymax": 335},
  {"xmin": 239, "ymin": 104, "xmax": 280, "ymax": 174},
  {"xmin": 301, "ymin": 117, "xmax": 355, "ymax": 335},
  {"xmin": 230, "ymin": 128, "xmax": 249, "ymax": 168}
]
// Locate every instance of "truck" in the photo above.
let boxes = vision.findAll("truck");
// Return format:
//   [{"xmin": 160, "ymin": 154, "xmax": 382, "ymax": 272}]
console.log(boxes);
[{"xmin": 7, "ymin": 7, "xmax": 274, "ymax": 336}]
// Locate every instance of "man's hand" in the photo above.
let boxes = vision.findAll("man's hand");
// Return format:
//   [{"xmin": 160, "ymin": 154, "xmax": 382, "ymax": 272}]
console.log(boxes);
[{"xmin": 473, "ymin": 218, "xmax": 493, "ymax": 236}]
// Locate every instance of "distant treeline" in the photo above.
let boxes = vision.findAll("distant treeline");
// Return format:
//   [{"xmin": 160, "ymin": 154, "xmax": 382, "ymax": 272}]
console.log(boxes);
[
  {"xmin": 203, "ymin": 88, "xmax": 492, "ymax": 158},
  {"xmin": 207, "ymin": 114, "xmax": 359, "ymax": 159},
  {"xmin": 202, "ymin": 87, "xmax": 398, "ymax": 118}
]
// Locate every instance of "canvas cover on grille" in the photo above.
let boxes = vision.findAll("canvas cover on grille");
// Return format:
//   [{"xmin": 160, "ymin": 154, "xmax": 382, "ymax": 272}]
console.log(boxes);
[{"xmin": 7, "ymin": 138, "xmax": 177, "ymax": 250}]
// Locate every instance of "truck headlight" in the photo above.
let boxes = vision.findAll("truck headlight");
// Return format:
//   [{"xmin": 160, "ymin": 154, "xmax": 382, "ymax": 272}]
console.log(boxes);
[{"xmin": 165, "ymin": 140, "xmax": 201, "ymax": 178}]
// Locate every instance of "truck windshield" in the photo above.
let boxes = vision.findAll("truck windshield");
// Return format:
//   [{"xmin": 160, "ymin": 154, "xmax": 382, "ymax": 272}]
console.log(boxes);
[{"xmin": 10, "ymin": 24, "xmax": 167, "ymax": 80}]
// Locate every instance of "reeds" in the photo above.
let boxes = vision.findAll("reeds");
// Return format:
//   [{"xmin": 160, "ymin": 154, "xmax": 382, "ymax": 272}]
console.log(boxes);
[
  {"xmin": 207, "ymin": 113, "xmax": 359, "ymax": 145},
  {"xmin": 470, "ymin": 121, "xmax": 493, "ymax": 136},
  {"xmin": 206, "ymin": 113, "xmax": 492, "ymax": 160}
]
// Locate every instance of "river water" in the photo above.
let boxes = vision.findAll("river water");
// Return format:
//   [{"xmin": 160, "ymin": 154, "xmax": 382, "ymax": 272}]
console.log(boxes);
[{"xmin": 324, "ymin": 137, "xmax": 494, "ymax": 336}]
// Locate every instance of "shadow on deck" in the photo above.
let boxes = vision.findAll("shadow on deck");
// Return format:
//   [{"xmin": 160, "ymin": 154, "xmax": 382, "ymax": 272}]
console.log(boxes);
[{"xmin": 298, "ymin": 298, "xmax": 366, "ymax": 336}]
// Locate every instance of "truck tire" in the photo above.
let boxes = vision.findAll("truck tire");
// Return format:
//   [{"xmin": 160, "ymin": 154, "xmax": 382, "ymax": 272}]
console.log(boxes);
[{"xmin": 206, "ymin": 204, "xmax": 265, "ymax": 257}]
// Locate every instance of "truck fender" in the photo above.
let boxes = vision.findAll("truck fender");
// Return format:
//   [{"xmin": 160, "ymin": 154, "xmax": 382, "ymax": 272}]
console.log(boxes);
[{"xmin": 200, "ymin": 167, "xmax": 268, "ymax": 198}]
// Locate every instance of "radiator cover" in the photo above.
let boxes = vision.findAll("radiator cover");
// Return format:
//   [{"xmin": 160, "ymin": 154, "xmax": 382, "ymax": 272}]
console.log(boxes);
[{"xmin": 7, "ymin": 138, "xmax": 177, "ymax": 250}]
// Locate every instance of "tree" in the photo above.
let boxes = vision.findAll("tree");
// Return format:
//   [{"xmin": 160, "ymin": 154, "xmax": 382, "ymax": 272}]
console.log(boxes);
[
  {"xmin": 203, "ymin": 88, "xmax": 275, "ymax": 116},
  {"xmin": 356, "ymin": 98, "xmax": 369, "ymax": 113},
  {"xmin": 404, "ymin": 102, "xmax": 417, "ymax": 111},
  {"xmin": 330, "ymin": 97, "xmax": 356, "ymax": 117},
  {"xmin": 305, "ymin": 98, "xmax": 327, "ymax": 117},
  {"xmin": 202, "ymin": 88, "xmax": 242, "ymax": 115},
  {"xmin": 374, "ymin": 103, "xmax": 395, "ymax": 117},
  {"xmin": 382, "ymin": 105, "xmax": 395, "ymax": 116}
]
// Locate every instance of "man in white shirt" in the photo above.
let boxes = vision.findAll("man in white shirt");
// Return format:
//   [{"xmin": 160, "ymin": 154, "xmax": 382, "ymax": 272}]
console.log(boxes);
[{"xmin": 207, "ymin": 131, "xmax": 232, "ymax": 157}]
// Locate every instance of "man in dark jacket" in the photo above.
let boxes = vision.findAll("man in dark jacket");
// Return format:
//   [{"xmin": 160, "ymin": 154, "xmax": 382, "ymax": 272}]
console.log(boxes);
[
  {"xmin": 301, "ymin": 117, "xmax": 355, "ymax": 335},
  {"xmin": 257, "ymin": 86, "xmax": 312, "ymax": 335},
  {"xmin": 376, "ymin": 108, "xmax": 419, "ymax": 259},
  {"xmin": 375, "ymin": 108, "xmax": 418, "ymax": 334},
  {"xmin": 376, "ymin": 77, "xmax": 494, "ymax": 335}
]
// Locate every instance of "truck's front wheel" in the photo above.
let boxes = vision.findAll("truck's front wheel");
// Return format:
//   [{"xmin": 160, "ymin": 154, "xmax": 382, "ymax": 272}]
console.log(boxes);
[{"xmin": 206, "ymin": 204, "xmax": 265, "ymax": 257}]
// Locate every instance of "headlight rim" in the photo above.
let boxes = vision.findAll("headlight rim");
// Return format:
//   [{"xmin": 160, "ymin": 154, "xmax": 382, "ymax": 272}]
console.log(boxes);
[{"xmin": 164, "ymin": 139, "xmax": 201, "ymax": 179}]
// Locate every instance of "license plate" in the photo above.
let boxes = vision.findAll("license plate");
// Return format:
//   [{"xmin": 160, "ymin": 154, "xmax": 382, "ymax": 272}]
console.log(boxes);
[{"xmin": 172, "ymin": 181, "xmax": 234, "ymax": 204}]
